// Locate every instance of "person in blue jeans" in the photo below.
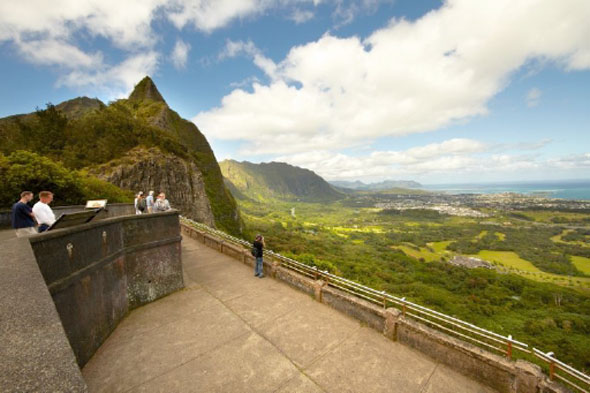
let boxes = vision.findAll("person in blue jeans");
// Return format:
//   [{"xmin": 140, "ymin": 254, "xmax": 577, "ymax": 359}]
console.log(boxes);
[{"xmin": 253, "ymin": 234, "xmax": 265, "ymax": 278}]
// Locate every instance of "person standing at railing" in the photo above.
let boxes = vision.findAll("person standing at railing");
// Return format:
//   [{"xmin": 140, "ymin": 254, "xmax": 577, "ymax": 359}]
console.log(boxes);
[
  {"xmin": 253, "ymin": 234, "xmax": 265, "ymax": 278},
  {"xmin": 153, "ymin": 192, "xmax": 171, "ymax": 212},
  {"xmin": 146, "ymin": 190, "xmax": 155, "ymax": 213}
]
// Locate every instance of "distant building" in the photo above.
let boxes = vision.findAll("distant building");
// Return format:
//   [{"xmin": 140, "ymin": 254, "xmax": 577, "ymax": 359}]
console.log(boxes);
[{"xmin": 449, "ymin": 256, "xmax": 493, "ymax": 269}]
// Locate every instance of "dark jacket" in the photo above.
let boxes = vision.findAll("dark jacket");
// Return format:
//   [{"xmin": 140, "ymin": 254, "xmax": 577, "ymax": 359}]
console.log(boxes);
[{"xmin": 253, "ymin": 240, "xmax": 264, "ymax": 258}]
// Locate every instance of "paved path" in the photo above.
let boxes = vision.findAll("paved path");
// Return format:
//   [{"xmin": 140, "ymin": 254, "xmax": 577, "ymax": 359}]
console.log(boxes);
[{"xmin": 82, "ymin": 236, "xmax": 497, "ymax": 393}]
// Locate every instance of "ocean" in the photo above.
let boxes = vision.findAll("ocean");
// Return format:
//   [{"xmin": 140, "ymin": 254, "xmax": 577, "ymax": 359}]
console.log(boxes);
[{"xmin": 423, "ymin": 180, "xmax": 590, "ymax": 201}]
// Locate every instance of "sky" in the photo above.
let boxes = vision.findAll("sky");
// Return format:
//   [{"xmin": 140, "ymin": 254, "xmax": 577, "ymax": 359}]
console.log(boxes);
[{"xmin": 1, "ymin": 0, "xmax": 589, "ymax": 184}]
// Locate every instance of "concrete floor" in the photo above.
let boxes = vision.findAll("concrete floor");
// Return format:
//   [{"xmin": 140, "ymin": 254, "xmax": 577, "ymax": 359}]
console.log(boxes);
[{"xmin": 82, "ymin": 236, "xmax": 498, "ymax": 393}]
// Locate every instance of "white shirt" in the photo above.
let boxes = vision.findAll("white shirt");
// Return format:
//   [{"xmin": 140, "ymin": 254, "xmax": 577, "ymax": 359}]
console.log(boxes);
[{"xmin": 32, "ymin": 201, "xmax": 56, "ymax": 226}]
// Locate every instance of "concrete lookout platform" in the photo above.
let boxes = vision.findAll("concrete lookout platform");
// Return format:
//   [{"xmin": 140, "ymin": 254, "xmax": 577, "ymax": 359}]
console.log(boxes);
[{"xmin": 82, "ymin": 235, "xmax": 499, "ymax": 393}]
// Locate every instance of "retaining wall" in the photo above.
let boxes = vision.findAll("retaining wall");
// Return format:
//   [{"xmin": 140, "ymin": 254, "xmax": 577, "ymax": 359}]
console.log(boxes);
[
  {"xmin": 30, "ymin": 211, "xmax": 183, "ymax": 367},
  {"xmin": 180, "ymin": 222, "xmax": 569, "ymax": 393}
]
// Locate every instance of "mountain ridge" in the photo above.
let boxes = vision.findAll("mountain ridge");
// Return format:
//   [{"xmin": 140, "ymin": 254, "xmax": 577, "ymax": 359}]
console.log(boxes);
[{"xmin": 220, "ymin": 159, "xmax": 343, "ymax": 202}]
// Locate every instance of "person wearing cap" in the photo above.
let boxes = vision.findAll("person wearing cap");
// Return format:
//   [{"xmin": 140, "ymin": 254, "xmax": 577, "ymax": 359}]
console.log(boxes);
[
  {"xmin": 253, "ymin": 234, "xmax": 265, "ymax": 278},
  {"xmin": 134, "ymin": 191, "xmax": 145, "ymax": 214},
  {"xmin": 32, "ymin": 191, "xmax": 56, "ymax": 232}
]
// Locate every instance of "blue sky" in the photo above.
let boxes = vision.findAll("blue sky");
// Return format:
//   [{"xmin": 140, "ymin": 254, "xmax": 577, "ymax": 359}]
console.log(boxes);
[{"xmin": 1, "ymin": 0, "xmax": 589, "ymax": 184}]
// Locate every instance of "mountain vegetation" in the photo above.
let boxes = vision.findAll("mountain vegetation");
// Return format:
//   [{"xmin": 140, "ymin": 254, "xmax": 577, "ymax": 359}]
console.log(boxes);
[
  {"xmin": 220, "ymin": 159, "xmax": 344, "ymax": 202},
  {"xmin": 0, "ymin": 76, "xmax": 241, "ymax": 234},
  {"xmin": 0, "ymin": 150, "xmax": 132, "ymax": 207}
]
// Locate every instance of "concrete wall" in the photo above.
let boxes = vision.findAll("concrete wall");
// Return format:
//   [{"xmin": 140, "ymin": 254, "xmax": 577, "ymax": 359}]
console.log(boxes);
[
  {"xmin": 29, "ymin": 211, "xmax": 183, "ymax": 367},
  {"xmin": 0, "ymin": 237, "xmax": 88, "ymax": 392},
  {"xmin": 180, "ymin": 223, "xmax": 570, "ymax": 393},
  {"xmin": 0, "ymin": 203, "xmax": 135, "ymax": 228}
]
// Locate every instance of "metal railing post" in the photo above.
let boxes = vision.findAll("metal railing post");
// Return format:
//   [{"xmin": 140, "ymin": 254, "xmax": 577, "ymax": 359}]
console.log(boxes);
[
  {"xmin": 547, "ymin": 352, "xmax": 555, "ymax": 380},
  {"xmin": 506, "ymin": 335, "xmax": 512, "ymax": 360}
]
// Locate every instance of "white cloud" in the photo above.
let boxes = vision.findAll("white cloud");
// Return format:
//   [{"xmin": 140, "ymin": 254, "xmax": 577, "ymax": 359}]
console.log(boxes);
[
  {"xmin": 290, "ymin": 9, "xmax": 315, "ymax": 24},
  {"xmin": 0, "ymin": 0, "xmax": 164, "ymax": 48},
  {"xmin": 14, "ymin": 38, "xmax": 103, "ymax": 69},
  {"xmin": 196, "ymin": 0, "xmax": 590, "ymax": 157},
  {"xmin": 219, "ymin": 40, "xmax": 278, "ymax": 79},
  {"xmin": 0, "ymin": 0, "xmax": 397, "ymax": 98},
  {"xmin": 56, "ymin": 52, "xmax": 160, "ymax": 97},
  {"xmin": 273, "ymin": 138, "xmax": 558, "ymax": 181},
  {"xmin": 548, "ymin": 153, "xmax": 590, "ymax": 169},
  {"xmin": 526, "ymin": 88, "xmax": 542, "ymax": 107},
  {"xmin": 331, "ymin": 0, "xmax": 389, "ymax": 28},
  {"xmin": 171, "ymin": 39, "xmax": 191, "ymax": 69},
  {"xmin": 0, "ymin": 0, "xmax": 313, "ymax": 97}
]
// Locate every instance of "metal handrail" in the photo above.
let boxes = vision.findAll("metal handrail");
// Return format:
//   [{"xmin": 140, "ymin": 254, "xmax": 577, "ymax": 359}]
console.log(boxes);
[
  {"xmin": 533, "ymin": 348, "xmax": 590, "ymax": 392},
  {"xmin": 181, "ymin": 217, "xmax": 590, "ymax": 392}
]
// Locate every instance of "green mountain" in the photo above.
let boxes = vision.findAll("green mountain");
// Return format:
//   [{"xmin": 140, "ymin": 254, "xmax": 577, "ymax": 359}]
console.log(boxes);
[
  {"xmin": 220, "ymin": 160, "xmax": 344, "ymax": 202},
  {"xmin": 0, "ymin": 76, "xmax": 241, "ymax": 235}
]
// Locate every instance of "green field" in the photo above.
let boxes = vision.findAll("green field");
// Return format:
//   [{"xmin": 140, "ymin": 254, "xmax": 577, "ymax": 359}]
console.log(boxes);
[
  {"xmin": 518, "ymin": 210, "xmax": 590, "ymax": 224},
  {"xmin": 429, "ymin": 240, "xmax": 453, "ymax": 253},
  {"xmin": 572, "ymin": 256, "xmax": 590, "ymax": 275},
  {"xmin": 394, "ymin": 244, "xmax": 441, "ymax": 262},
  {"xmin": 476, "ymin": 250, "xmax": 541, "ymax": 273}
]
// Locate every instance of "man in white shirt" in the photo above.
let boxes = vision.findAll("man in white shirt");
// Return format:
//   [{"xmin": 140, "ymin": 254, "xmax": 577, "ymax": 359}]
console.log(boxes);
[{"xmin": 32, "ymin": 191, "xmax": 56, "ymax": 233}]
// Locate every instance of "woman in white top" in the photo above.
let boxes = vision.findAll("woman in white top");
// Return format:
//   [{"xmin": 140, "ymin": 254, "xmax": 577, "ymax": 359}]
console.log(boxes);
[{"xmin": 32, "ymin": 191, "xmax": 56, "ymax": 232}]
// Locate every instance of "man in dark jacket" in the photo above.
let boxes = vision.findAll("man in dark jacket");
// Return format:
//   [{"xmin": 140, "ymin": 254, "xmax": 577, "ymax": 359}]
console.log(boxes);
[
  {"xmin": 253, "ymin": 234, "xmax": 265, "ymax": 278},
  {"xmin": 11, "ymin": 191, "xmax": 36, "ymax": 237}
]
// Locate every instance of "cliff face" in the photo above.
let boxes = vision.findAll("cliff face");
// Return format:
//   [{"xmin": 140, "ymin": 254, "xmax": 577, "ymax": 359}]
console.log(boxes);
[{"xmin": 91, "ymin": 147, "xmax": 215, "ymax": 226}]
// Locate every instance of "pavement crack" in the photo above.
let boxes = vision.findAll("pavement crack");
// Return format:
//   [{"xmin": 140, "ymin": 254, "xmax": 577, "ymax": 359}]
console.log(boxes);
[{"xmin": 418, "ymin": 362, "xmax": 439, "ymax": 393}]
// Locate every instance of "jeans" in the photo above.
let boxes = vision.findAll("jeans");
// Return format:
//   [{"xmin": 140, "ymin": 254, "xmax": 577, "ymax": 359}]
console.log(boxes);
[{"xmin": 255, "ymin": 257, "xmax": 264, "ymax": 277}]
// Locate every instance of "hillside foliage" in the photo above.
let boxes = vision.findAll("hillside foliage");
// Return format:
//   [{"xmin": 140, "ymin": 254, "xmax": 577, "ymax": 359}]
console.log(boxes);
[{"xmin": 0, "ymin": 151, "xmax": 133, "ymax": 207}]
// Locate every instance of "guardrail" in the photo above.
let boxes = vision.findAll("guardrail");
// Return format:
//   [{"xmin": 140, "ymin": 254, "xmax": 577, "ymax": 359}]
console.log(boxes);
[{"xmin": 181, "ymin": 217, "xmax": 590, "ymax": 393}]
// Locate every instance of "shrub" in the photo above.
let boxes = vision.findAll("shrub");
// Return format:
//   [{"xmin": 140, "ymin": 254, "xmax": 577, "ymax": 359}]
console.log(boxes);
[{"xmin": 0, "ymin": 151, "xmax": 133, "ymax": 207}]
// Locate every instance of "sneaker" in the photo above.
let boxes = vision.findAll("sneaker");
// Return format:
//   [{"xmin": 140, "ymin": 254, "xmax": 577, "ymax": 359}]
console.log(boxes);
[{"xmin": 258, "ymin": 275, "xmax": 264, "ymax": 278}]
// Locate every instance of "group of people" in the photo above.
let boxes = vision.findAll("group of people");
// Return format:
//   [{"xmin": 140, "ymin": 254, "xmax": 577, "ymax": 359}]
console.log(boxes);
[
  {"xmin": 11, "ymin": 190, "xmax": 56, "ymax": 237},
  {"xmin": 134, "ymin": 190, "xmax": 171, "ymax": 215},
  {"xmin": 10, "ymin": 188, "xmax": 172, "ymax": 237}
]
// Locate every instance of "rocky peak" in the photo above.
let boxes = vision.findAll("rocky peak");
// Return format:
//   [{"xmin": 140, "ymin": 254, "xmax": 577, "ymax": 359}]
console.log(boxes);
[
  {"xmin": 56, "ymin": 97, "xmax": 105, "ymax": 119},
  {"xmin": 128, "ymin": 76, "xmax": 166, "ymax": 104}
]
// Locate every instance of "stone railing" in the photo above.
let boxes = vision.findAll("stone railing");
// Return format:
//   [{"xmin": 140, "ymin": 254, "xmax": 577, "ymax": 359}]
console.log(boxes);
[
  {"xmin": 0, "ymin": 202, "xmax": 135, "ymax": 228},
  {"xmin": 0, "ymin": 210, "xmax": 184, "ymax": 392},
  {"xmin": 181, "ymin": 220, "xmax": 574, "ymax": 393}
]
